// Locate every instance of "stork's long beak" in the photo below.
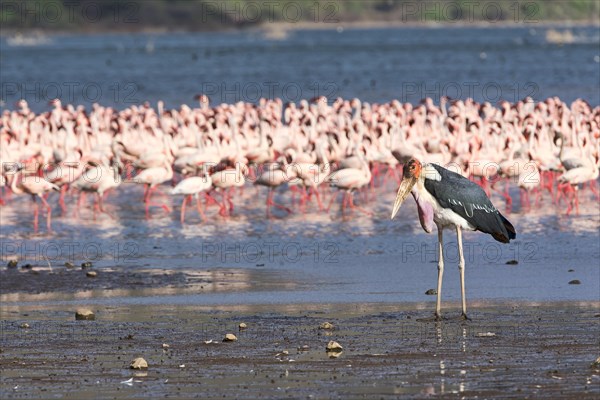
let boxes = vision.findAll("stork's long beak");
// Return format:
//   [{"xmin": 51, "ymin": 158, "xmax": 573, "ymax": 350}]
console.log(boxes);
[{"xmin": 391, "ymin": 176, "xmax": 417, "ymax": 219}]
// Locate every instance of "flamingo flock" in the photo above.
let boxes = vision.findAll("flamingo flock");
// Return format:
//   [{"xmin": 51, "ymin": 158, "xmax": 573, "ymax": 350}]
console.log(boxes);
[{"xmin": 0, "ymin": 95, "xmax": 598, "ymax": 232}]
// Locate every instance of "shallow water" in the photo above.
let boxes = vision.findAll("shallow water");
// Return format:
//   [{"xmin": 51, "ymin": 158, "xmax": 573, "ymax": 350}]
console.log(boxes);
[
  {"xmin": 1, "ymin": 26, "xmax": 600, "ymax": 110},
  {"xmin": 1, "ymin": 181, "xmax": 598, "ymax": 307}
]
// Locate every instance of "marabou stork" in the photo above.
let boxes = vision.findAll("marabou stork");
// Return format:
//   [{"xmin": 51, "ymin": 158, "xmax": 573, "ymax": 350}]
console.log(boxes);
[{"xmin": 391, "ymin": 159, "xmax": 516, "ymax": 320}]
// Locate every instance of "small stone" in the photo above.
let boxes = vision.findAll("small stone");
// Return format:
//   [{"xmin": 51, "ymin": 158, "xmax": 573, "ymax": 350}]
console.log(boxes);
[
  {"xmin": 21, "ymin": 264, "xmax": 33, "ymax": 270},
  {"xmin": 326, "ymin": 341, "xmax": 343, "ymax": 352},
  {"xmin": 86, "ymin": 271, "xmax": 97, "ymax": 278},
  {"xmin": 239, "ymin": 322, "xmax": 247, "ymax": 330},
  {"xmin": 425, "ymin": 289, "xmax": 437, "ymax": 295},
  {"xmin": 319, "ymin": 322, "xmax": 334, "ymax": 330},
  {"xmin": 298, "ymin": 345, "xmax": 310, "ymax": 351},
  {"xmin": 20, "ymin": 323, "xmax": 30, "ymax": 329},
  {"xmin": 75, "ymin": 308, "xmax": 95, "ymax": 321},
  {"xmin": 476, "ymin": 332, "xmax": 496, "ymax": 337},
  {"xmin": 591, "ymin": 357, "xmax": 600, "ymax": 369},
  {"xmin": 64, "ymin": 262, "xmax": 75, "ymax": 269},
  {"xmin": 81, "ymin": 262, "xmax": 93, "ymax": 269},
  {"xmin": 568, "ymin": 269, "xmax": 574, "ymax": 272},
  {"xmin": 7, "ymin": 260, "xmax": 18, "ymax": 269},
  {"xmin": 162, "ymin": 343, "xmax": 170, "ymax": 349},
  {"xmin": 568, "ymin": 280, "xmax": 581, "ymax": 285},
  {"xmin": 505, "ymin": 260, "xmax": 518, "ymax": 265},
  {"xmin": 223, "ymin": 333, "xmax": 237, "ymax": 342},
  {"xmin": 130, "ymin": 357, "xmax": 148, "ymax": 369}
]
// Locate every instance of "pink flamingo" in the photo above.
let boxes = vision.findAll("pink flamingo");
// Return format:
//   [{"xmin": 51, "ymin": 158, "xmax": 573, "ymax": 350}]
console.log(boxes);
[
  {"xmin": 170, "ymin": 170, "xmax": 213, "ymax": 224},
  {"xmin": 11, "ymin": 166, "xmax": 59, "ymax": 232},
  {"xmin": 255, "ymin": 163, "xmax": 296, "ymax": 218}
]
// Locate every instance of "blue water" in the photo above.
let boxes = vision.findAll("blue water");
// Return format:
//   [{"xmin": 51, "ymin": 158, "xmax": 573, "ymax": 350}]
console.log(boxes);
[{"xmin": 1, "ymin": 26, "xmax": 599, "ymax": 111}]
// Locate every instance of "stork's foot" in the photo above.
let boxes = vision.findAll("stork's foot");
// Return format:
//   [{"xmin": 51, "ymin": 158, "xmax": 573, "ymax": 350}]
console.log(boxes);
[{"xmin": 453, "ymin": 312, "xmax": 471, "ymax": 321}]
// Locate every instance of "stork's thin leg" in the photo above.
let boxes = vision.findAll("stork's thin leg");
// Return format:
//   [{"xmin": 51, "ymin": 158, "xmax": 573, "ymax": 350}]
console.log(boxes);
[
  {"xmin": 456, "ymin": 226, "xmax": 469, "ymax": 320},
  {"xmin": 435, "ymin": 225, "xmax": 444, "ymax": 320}
]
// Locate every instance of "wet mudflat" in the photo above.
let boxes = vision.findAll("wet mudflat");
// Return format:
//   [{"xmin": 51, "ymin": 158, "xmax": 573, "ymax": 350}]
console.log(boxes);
[{"xmin": 1, "ymin": 301, "xmax": 599, "ymax": 399}]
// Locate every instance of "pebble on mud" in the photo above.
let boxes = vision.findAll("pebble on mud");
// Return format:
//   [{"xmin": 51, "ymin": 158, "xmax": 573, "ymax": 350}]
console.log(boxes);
[
  {"xmin": 506, "ymin": 260, "xmax": 518, "ymax": 265},
  {"xmin": 130, "ymin": 357, "xmax": 148, "ymax": 369},
  {"xmin": 20, "ymin": 323, "xmax": 30, "ymax": 329},
  {"xmin": 7, "ymin": 260, "xmax": 18, "ymax": 269},
  {"xmin": 75, "ymin": 308, "xmax": 95, "ymax": 320},
  {"xmin": 86, "ymin": 271, "xmax": 97, "ymax": 278},
  {"xmin": 326, "ymin": 341, "xmax": 343, "ymax": 352},
  {"xmin": 64, "ymin": 262, "xmax": 75, "ymax": 269},
  {"xmin": 425, "ymin": 289, "xmax": 437, "ymax": 295},
  {"xmin": 162, "ymin": 343, "xmax": 170, "ymax": 349},
  {"xmin": 239, "ymin": 322, "xmax": 247, "ymax": 330},
  {"xmin": 81, "ymin": 262, "xmax": 93, "ymax": 269},
  {"xmin": 319, "ymin": 322, "xmax": 334, "ymax": 330},
  {"xmin": 223, "ymin": 333, "xmax": 238, "ymax": 342},
  {"xmin": 592, "ymin": 357, "xmax": 600, "ymax": 369},
  {"xmin": 568, "ymin": 280, "xmax": 581, "ymax": 285}
]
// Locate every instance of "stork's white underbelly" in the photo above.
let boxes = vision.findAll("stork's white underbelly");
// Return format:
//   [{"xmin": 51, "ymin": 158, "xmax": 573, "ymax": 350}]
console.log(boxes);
[
  {"xmin": 433, "ymin": 206, "xmax": 475, "ymax": 231},
  {"xmin": 418, "ymin": 184, "xmax": 476, "ymax": 231}
]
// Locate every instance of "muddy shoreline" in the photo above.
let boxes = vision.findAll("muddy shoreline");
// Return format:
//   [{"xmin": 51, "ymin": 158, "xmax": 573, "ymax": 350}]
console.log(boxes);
[{"xmin": 1, "ymin": 301, "xmax": 599, "ymax": 399}]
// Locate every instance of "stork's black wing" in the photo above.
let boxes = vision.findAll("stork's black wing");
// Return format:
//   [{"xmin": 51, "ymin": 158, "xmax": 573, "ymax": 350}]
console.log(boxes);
[{"xmin": 424, "ymin": 164, "xmax": 516, "ymax": 243}]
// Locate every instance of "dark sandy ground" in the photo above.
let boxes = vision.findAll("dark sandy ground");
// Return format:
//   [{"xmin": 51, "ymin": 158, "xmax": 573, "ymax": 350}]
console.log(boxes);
[{"xmin": 1, "ymin": 296, "xmax": 599, "ymax": 399}]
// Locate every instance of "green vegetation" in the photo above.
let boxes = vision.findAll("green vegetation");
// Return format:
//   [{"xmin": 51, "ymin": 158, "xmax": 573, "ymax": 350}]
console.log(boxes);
[{"xmin": 1, "ymin": 0, "xmax": 598, "ymax": 33}]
